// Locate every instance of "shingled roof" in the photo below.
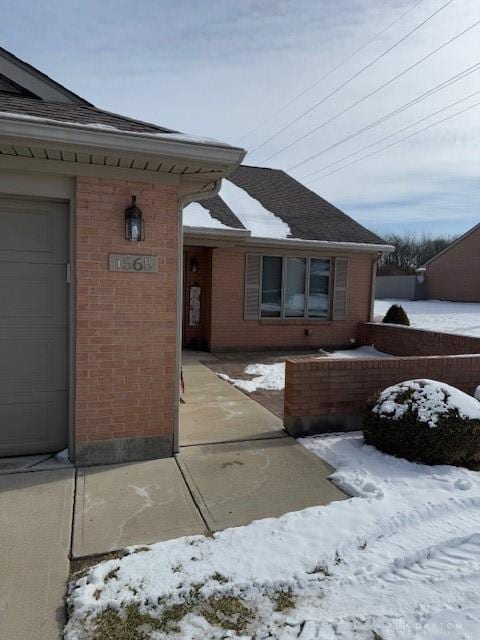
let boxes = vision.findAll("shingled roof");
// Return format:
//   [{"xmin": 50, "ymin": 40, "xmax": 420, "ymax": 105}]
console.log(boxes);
[
  {"xmin": 195, "ymin": 165, "xmax": 387, "ymax": 245},
  {"xmin": 0, "ymin": 94, "xmax": 177, "ymax": 134}
]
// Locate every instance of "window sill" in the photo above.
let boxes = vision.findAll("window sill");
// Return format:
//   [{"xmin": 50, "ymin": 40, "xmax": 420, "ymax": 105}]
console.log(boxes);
[{"xmin": 259, "ymin": 318, "xmax": 332, "ymax": 326}]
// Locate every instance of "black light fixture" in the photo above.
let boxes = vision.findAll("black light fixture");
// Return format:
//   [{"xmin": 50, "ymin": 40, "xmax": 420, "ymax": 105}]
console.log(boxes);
[
  {"xmin": 190, "ymin": 256, "xmax": 198, "ymax": 273},
  {"xmin": 125, "ymin": 195, "xmax": 144, "ymax": 241}
]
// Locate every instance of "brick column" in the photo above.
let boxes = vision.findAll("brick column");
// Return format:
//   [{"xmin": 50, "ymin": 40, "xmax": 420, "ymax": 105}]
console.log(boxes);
[{"xmin": 74, "ymin": 176, "xmax": 179, "ymax": 465}]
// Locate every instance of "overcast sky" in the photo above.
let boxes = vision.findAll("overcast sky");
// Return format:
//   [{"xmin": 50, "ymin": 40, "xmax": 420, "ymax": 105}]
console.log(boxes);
[{"xmin": 1, "ymin": 0, "xmax": 479, "ymax": 237}]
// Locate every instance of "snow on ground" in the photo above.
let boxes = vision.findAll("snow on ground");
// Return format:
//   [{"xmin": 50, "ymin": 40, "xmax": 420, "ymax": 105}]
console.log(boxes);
[
  {"xmin": 218, "ymin": 179, "xmax": 291, "ymax": 239},
  {"xmin": 65, "ymin": 433, "xmax": 480, "ymax": 639},
  {"xmin": 375, "ymin": 299, "xmax": 480, "ymax": 337},
  {"xmin": 218, "ymin": 346, "xmax": 390, "ymax": 393},
  {"xmin": 218, "ymin": 362, "xmax": 285, "ymax": 392},
  {"xmin": 183, "ymin": 201, "xmax": 234, "ymax": 230},
  {"xmin": 329, "ymin": 345, "xmax": 391, "ymax": 359}
]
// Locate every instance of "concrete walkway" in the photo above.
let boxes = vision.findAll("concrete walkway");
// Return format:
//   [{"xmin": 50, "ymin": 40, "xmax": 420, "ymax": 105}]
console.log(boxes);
[
  {"xmin": 1, "ymin": 355, "xmax": 346, "ymax": 637},
  {"xmin": 177, "ymin": 437, "xmax": 345, "ymax": 530},
  {"xmin": 73, "ymin": 458, "xmax": 205, "ymax": 557},
  {"xmin": 180, "ymin": 350, "xmax": 286, "ymax": 445}
]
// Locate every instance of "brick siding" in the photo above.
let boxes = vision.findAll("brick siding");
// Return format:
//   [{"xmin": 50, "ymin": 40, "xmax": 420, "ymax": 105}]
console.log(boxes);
[
  {"xmin": 209, "ymin": 247, "xmax": 376, "ymax": 351},
  {"xmin": 425, "ymin": 225, "xmax": 480, "ymax": 302},
  {"xmin": 284, "ymin": 352, "xmax": 480, "ymax": 436},
  {"xmin": 357, "ymin": 322, "xmax": 480, "ymax": 356},
  {"xmin": 74, "ymin": 176, "xmax": 178, "ymax": 458}
]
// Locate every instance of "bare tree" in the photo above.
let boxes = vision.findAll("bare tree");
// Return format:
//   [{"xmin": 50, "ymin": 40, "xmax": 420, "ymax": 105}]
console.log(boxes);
[{"xmin": 378, "ymin": 232, "xmax": 456, "ymax": 275}]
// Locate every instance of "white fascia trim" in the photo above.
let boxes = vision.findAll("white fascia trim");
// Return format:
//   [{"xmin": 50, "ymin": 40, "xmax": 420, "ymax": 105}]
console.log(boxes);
[
  {"xmin": 243, "ymin": 234, "xmax": 394, "ymax": 253},
  {"xmin": 0, "ymin": 114, "xmax": 246, "ymax": 165},
  {"xmin": 183, "ymin": 226, "xmax": 251, "ymax": 239},
  {"xmin": 246, "ymin": 236, "xmax": 395, "ymax": 253},
  {"xmin": 181, "ymin": 229, "xmax": 394, "ymax": 252}
]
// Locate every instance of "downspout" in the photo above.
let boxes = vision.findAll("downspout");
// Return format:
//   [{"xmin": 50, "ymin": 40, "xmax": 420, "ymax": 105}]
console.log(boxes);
[{"xmin": 173, "ymin": 178, "xmax": 223, "ymax": 454}]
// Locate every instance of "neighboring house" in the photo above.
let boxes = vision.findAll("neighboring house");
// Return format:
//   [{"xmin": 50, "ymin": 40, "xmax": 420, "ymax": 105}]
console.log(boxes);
[
  {"xmin": 0, "ymin": 47, "xmax": 392, "ymax": 467},
  {"xmin": 0, "ymin": 47, "xmax": 244, "ymax": 465},
  {"xmin": 417, "ymin": 222, "xmax": 480, "ymax": 302},
  {"xmin": 182, "ymin": 165, "xmax": 392, "ymax": 351}
]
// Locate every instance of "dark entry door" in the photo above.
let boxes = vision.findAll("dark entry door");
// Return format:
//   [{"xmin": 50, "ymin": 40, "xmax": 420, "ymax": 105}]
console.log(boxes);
[{"xmin": 0, "ymin": 197, "xmax": 68, "ymax": 456}]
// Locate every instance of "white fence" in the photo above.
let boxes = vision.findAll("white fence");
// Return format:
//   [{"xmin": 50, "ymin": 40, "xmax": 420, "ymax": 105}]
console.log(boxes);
[{"xmin": 376, "ymin": 275, "xmax": 425, "ymax": 300}]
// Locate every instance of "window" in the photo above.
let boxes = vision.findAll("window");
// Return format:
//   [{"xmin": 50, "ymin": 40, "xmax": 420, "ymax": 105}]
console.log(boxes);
[
  {"xmin": 308, "ymin": 258, "xmax": 330, "ymax": 317},
  {"xmin": 261, "ymin": 256, "xmax": 282, "ymax": 317},
  {"xmin": 285, "ymin": 257, "xmax": 306, "ymax": 317},
  {"xmin": 260, "ymin": 255, "xmax": 331, "ymax": 319}
]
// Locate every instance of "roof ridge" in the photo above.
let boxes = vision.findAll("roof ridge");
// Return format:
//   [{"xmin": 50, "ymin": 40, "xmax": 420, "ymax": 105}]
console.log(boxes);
[{"xmin": 0, "ymin": 46, "xmax": 93, "ymax": 106}]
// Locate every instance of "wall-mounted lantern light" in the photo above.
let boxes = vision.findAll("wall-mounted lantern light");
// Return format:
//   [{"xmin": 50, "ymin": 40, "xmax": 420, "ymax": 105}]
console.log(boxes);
[
  {"xmin": 190, "ymin": 256, "xmax": 199, "ymax": 273},
  {"xmin": 125, "ymin": 195, "xmax": 144, "ymax": 241}
]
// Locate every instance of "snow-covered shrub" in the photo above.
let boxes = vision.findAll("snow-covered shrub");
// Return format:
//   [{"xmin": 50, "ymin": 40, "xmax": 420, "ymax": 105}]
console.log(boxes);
[
  {"xmin": 363, "ymin": 379, "xmax": 480, "ymax": 469},
  {"xmin": 382, "ymin": 304, "xmax": 410, "ymax": 326}
]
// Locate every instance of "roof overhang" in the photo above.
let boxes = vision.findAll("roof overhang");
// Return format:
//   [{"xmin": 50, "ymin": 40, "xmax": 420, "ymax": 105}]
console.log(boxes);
[
  {"xmin": 183, "ymin": 227, "xmax": 395, "ymax": 254},
  {"xmin": 0, "ymin": 113, "xmax": 246, "ymax": 185}
]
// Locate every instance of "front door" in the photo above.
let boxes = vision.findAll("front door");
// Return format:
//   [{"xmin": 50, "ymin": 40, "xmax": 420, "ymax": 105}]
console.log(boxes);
[
  {"xmin": 183, "ymin": 246, "xmax": 212, "ymax": 350},
  {"xmin": 0, "ymin": 197, "xmax": 68, "ymax": 456}
]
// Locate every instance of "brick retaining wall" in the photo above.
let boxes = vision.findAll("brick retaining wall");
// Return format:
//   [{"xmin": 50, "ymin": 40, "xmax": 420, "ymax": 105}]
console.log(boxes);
[
  {"xmin": 284, "ymin": 351, "xmax": 480, "ymax": 437},
  {"xmin": 357, "ymin": 322, "xmax": 480, "ymax": 356}
]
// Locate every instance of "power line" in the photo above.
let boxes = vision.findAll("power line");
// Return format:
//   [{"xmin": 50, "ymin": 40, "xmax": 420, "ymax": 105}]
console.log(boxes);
[
  {"xmin": 247, "ymin": 0, "xmax": 454, "ymax": 157},
  {"xmin": 258, "ymin": 17, "xmax": 480, "ymax": 166},
  {"xmin": 235, "ymin": 0, "xmax": 427, "ymax": 144},
  {"xmin": 305, "ymin": 88, "xmax": 480, "ymax": 178},
  {"xmin": 295, "ymin": 61, "xmax": 480, "ymax": 178},
  {"xmin": 305, "ymin": 94, "xmax": 480, "ymax": 184}
]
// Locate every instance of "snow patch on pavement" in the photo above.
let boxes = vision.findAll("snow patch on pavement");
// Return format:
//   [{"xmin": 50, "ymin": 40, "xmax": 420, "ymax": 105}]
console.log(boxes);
[
  {"xmin": 218, "ymin": 362, "xmax": 285, "ymax": 392},
  {"xmin": 65, "ymin": 433, "xmax": 480, "ymax": 639},
  {"xmin": 217, "ymin": 346, "xmax": 391, "ymax": 392}
]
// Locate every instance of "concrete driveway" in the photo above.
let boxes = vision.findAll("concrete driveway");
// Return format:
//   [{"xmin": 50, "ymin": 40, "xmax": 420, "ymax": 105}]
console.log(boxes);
[{"xmin": 0, "ymin": 468, "xmax": 74, "ymax": 640}]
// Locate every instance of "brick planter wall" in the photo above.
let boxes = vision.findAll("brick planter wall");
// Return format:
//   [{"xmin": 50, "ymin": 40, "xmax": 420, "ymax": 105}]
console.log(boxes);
[
  {"xmin": 357, "ymin": 322, "xmax": 480, "ymax": 356},
  {"xmin": 284, "ymin": 352, "xmax": 480, "ymax": 437},
  {"xmin": 74, "ymin": 176, "xmax": 179, "ymax": 465}
]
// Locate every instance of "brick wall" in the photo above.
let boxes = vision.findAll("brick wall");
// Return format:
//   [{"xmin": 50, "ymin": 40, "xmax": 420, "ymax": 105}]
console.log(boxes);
[
  {"xmin": 209, "ymin": 247, "xmax": 375, "ymax": 351},
  {"xmin": 357, "ymin": 322, "xmax": 480, "ymax": 356},
  {"xmin": 284, "ymin": 353, "xmax": 480, "ymax": 436},
  {"xmin": 426, "ymin": 225, "xmax": 480, "ymax": 302},
  {"xmin": 75, "ymin": 176, "xmax": 179, "ymax": 464}
]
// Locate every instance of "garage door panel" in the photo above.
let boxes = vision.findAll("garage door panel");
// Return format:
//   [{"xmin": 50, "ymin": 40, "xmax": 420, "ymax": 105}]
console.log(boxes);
[
  {"xmin": 0, "ymin": 198, "xmax": 68, "ymax": 457},
  {"xmin": 0, "ymin": 329, "xmax": 67, "ymax": 393},
  {"xmin": 0, "ymin": 392, "xmax": 67, "ymax": 456},
  {"xmin": 0, "ymin": 198, "xmax": 67, "ymax": 263},
  {"xmin": 0, "ymin": 263, "xmax": 67, "ymax": 328}
]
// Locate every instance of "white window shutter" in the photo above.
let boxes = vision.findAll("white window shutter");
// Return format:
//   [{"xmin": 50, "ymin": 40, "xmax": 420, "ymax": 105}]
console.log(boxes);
[
  {"xmin": 244, "ymin": 253, "xmax": 261, "ymax": 320},
  {"xmin": 332, "ymin": 257, "xmax": 348, "ymax": 321}
]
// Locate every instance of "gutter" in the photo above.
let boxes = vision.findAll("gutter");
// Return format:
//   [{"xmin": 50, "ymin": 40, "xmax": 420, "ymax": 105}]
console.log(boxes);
[
  {"xmin": 0, "ymin": 113, "xmax": 245, "ymax": 166},
  {"xmin": 181, "ymin": 229, "xmax": 395, "ymax": 254},
  {"xmin": 245, "ymin": 237, "xmax": 395, "ymax": 253},
  {"xmin": 183, "ymin": 227, "xmax": 250, "ymax": 239}
]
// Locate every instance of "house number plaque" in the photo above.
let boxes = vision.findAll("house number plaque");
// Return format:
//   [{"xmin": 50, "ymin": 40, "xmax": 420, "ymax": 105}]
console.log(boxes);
[{"xmin": 108, "ymin": 254, "xmax": 158, "ymax": 273}]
